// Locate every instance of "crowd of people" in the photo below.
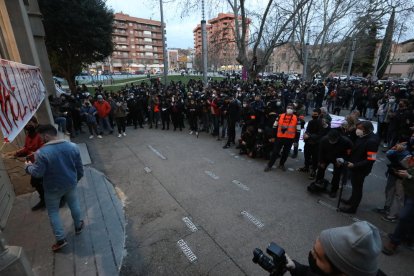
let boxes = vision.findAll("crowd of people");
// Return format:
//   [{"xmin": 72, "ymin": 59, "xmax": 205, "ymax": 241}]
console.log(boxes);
[{"xmin": 44, "ymin": 76, "xmax": 414, "ymax": 257}]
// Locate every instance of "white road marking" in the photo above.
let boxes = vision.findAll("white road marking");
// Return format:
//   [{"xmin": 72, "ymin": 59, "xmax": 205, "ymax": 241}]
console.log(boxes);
[
  {"xmin": 204, "ymin": 171, "xmax": 219, "ymax": 180},
  {"xmin": 232, "ymin": 180, "xmax": 250, "ymax": 191},
  {"xmin": 288, "ymin": 168, "xmax": 294, "ymax": 172},
  {"xmin": 144, "ymin": 167, "xmax": 152, "ymax": 173},
  {"xmin": 177, "ymin": 239, "xmax": 197, "ymax": 262},
  {"xmin": 241, "ymin": 210, "xmax": 264, "ymax": 228},
  {"xmin": 234, "ymin": 155, "xmax": 240, "ymax": 159},
  {"xmin": 182, "ymin": 217, "xmax": 198, "ymax": 232},
  {"xmin": 147, "ymin": 145, "xmax": 167, "ymax": 160}
]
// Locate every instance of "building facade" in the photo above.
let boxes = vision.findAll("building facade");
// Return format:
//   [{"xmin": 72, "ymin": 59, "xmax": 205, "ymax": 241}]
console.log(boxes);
[
  {"xmin": 193, "ymin": 13, "xmax": 250, "ymax": 71},
  {"xmin": 0, "ymin": 0, "xmax": 54, "ymax": 230},
  {"xmin": 95, "ymin": 12, "xmax": 165, "ymax": 74}
]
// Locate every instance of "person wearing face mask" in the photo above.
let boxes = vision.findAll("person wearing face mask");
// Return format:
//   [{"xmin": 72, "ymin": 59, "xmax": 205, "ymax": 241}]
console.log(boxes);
[
  {"xmin": 6, "ymin": 117, "xmax": 45, "ymax": 210},
  {"xmin": 378, "ymin": 96, "xmax": 397, "ymax": 148},
  {"xmin": 264, "ymin": 104, "xmax": 301, "ymax": 172},
  {"xmin": 307, "ymin": 129, "xmax": 353, "ymax": 198},
  {"xmin": 113, "ymin": 100, "xmax": 128, "ymax": 137},
  {"xmin": 298, "ymin": 109, "xmax": 324, "ymax": 179},
  {"xmin": 287, "ymin": 221, "xmax": 384, "ymax": 276},
  {"xmin": 339, "ymin": 121, "xmax": 380, "ymax": 214}
]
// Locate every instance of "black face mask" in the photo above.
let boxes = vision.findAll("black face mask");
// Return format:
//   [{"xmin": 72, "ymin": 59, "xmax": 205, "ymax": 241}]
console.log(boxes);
[
  {"xmin": 25, "ymin": 125, "xmax": 36, "ymax": 134},
  {"xmin": 312, "ymin": 116, "xmax": 319, "ymax": 120},
  {"xmin": 308, "ymin": 251, "xmax": 330, "ymax": 276}
]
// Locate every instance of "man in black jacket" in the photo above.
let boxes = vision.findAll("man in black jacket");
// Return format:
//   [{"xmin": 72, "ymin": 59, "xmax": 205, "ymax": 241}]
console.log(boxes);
[
  {"xmin": 298, "ymin": 108, "xmax": 323, "ymax": 179},
  {"xmin": 339, "ymin": 121, "xmax": 380, "ymax": 214},
  {"xmin": 307, "ymin": 129, "xmax": 353, "ymax": 198},
  {"xmin": 223, "ymin": 95, "xmax": 241, "ymax": 148}
]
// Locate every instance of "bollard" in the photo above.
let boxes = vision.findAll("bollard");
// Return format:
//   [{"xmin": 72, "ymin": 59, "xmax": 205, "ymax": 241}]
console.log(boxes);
[{"xmin": 0, "ymin": 230, "xmax": 34, "ymax": 276}]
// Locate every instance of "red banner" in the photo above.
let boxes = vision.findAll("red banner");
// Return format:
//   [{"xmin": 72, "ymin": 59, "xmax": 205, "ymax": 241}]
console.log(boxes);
[{"xmin": 0, "ymin": 59, "xmax": 46, "ymax": 142}]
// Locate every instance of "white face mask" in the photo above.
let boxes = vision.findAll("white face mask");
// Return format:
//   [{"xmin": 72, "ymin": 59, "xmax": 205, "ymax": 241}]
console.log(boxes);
[
  {"xmin": 356, "ymin": 129, "xmax": 364, "ymax": 137},
  {"xmin": 389, "ymin": 99, "xmax": 395, "ymax": 103},
  {"xmin": 286, "ymin": 108, "xmax": 294, "ymax": 115},
  {"xmin": 276, "ymin": 102, "xmax": 281, "ymax": 106}
]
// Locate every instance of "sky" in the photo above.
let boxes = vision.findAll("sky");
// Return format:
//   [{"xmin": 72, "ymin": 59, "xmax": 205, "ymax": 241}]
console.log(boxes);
[{"xmin": 106, "ymin": 0, "xmax": 206, "ymax": 49}]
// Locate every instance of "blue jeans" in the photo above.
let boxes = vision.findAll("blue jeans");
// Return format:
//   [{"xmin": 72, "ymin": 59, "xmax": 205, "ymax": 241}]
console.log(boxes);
[
  {"xmin": 390, "ymin": 197, "xmax": 414, "ymax": 245},
  {"xmin": 45, "ymin": 186, "xmax": 82, "ymax": 241}
]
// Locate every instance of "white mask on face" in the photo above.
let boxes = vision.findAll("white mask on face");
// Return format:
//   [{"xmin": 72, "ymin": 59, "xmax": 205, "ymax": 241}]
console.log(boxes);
[
  {"xmin": 355, "ymin": 129, "xmax": 364, "ymax": 137},
  {"xmin": 276, "ymin": 101, "xmax": 281, "ymax": 106},
  {"xmin": 286, "ymin": 108, "xmax": 294, "ymax": 115},
  {"xmin": 389, "ymin": 99, "xmax": 395, "ymax": 103}
]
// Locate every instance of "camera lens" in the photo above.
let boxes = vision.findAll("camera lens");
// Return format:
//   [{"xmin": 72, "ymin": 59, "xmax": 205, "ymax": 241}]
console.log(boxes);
[{"xmin": 252, "ymin": 248, "xmax": 275, "ymax": 273}]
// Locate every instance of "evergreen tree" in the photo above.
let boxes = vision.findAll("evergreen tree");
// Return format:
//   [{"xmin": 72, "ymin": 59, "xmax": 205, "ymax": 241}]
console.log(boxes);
[
  {"xmin": 376, "ymin": 7, "xmax": 395, "ymax": 79},
  {"xmin": 39, "ymin": 0, "xmax": 114, "ymax": 92}
]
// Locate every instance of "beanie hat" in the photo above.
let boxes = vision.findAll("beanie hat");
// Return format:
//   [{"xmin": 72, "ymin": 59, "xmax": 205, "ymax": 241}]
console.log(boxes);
[{"xmin": 319, "ymin": 221, "xmax": 382, "ymax": 276}]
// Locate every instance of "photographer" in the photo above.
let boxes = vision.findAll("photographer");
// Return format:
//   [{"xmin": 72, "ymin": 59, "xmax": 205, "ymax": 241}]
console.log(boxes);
[{"xmin": 287, "ymin": 221, "xmax": 383, "ymax": 276}]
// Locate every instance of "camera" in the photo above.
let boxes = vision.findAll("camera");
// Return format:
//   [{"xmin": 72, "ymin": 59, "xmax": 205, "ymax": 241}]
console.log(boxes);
[{"xmin": 253, "ymin": 242, "xmax": 287, "ymax": 276}]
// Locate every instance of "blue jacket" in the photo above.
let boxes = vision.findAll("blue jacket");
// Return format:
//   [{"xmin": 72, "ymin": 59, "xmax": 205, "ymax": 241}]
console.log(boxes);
[{"xmin": 26, "ymin": 140, "xmax": 84, "ymax": 192}]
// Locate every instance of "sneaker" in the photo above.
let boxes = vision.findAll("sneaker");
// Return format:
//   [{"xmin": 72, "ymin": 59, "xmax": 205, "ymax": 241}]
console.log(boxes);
[
  {"xmin": 97, "ymin": 135, "xmax": 103, "ymax": 139},
  {"xmin": 278, "ymin": 165, "xmax": 286, "ymax": 172},
  {"xmin": 383, "ymin": 143, "xmax": 388, "ymax": 148},
  {"xmin": 89, "ymin": 135, "xmax": 94, "ymax": 139},
  {"xmin": 52, "ymin": 239, "xmax": 68, "ymax": 252},
  {"xmin": 196, "ymin": 132, "xmax": 199, "ymax": 138},
  {"xmin": 118, "ymin": 134, "xmax": 122, "ymax": 138},
  {"xmin": 382, "ymin": 215, "xmax": 398, "ymax": 223},
  {"xmin": 189, "ymin": 131, "xmax": 193, "ymax": 135},
  {"xmin": 298, "ymin": 167, "xmax": 309, "ymax": 173},
  {"xmin": 123, "ymin": 132, "xmax": 127, "ymax": 136},
  {"xmin": 75, "ymin": 220, "xmax": 84, "ymax": 235}
]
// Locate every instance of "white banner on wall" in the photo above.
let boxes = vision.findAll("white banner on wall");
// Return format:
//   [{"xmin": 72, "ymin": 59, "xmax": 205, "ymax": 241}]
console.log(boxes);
[{"xmin": 0, "ymin": 59, "xmax": 46, "ymax": 142}]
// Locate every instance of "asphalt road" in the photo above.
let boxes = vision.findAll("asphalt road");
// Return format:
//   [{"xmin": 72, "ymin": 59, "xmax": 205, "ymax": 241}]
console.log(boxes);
[{"xmin": 80, "ymin": 125, "xmax": 413, "ymax": 276}]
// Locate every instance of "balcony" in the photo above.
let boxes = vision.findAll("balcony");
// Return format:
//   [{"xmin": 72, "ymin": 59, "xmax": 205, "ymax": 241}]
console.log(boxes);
[
  {"xmin": 114, "ymin": 23, "xmax": 127, "ymax": 29},
  {"xmin": 115, "ymin": 46, "xmax": 130, "ymax": 52}
]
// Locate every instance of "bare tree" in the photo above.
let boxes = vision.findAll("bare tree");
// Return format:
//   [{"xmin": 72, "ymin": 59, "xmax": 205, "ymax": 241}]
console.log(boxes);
[{"xmin": 290, "ymin": 0, "xmax": 414, "ymax": 78}]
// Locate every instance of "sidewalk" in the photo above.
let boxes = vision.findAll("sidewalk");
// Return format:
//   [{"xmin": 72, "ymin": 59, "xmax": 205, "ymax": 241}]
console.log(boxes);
[{"xmin": 2, "ymin": 144, "xmax": 125, "ymax": 276}]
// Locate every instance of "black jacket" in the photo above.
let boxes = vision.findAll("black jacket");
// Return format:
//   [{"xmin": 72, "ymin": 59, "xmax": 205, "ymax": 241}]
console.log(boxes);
[{"xmin": 349, "ymin": 132, "xmax": 380, "ymax": 175}]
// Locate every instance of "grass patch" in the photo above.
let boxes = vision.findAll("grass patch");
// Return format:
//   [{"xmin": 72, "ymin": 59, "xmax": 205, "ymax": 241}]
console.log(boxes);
[{"xmin": 87, "ymin": 75, "xmax": 225, "ymax": 94}]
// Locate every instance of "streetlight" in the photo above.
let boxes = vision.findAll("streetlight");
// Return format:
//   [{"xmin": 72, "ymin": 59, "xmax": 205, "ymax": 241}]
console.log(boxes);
[
  {"xmin": 159, "ymin": 0, "xmax": 168, "ymax": 88},
  {"xmin": 303, "ymin": 29, "xmax": 310, "ymax": 81}
]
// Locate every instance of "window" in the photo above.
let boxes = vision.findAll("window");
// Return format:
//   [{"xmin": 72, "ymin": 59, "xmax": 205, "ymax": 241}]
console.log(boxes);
[
  {"xmin": 143, "ymin": 30, "xmax": 152, "ymax": 36},
  {"xmin": 144, "ymin": 38, "xmax": 152, "ymax": 42},
  {"xmin": 145, "ymin": 52, "xmax": 153, "ymax": 56},
  {"xmin": 130, "ymin": 38, "xmax": 134, "ymax": 42},
  {"xmin": 130, "ymin": 30, "xmax": 133, "ymax": 34},
  {"xmin": 145, "ymin": 45, "xmax": 152, "ymax": 49},
  {"xmin": 281, "ymin": 53, "xmax": 287, "ymax": 61},
  {"xmin": 131, "ymin": 45, "xmax": 135, "ymax": 48},
  {"xmin": 122, "ymin": 52, "xmax": 128, "ymax": 58},
  {"xmin": 129, "ymin": 23, "xmax": 133, "ymax": 26},
  {"xmin": 132, "ymin": 53, "xmax": 136, "ymax": 56},
  {"xmin": 153, "ymin": 47, "xmax": 158, "ymax": 51}
]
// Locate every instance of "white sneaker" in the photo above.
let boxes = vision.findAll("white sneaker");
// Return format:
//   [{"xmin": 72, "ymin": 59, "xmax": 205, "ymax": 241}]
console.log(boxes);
[
  {"xmin": 383, "ymin": 143, "xmax": 388, "ymax": 148},
  {"xmin": 89, "ymin": 135, "xmax": 94, "ymax": 139},
  {"xmin": 189, "ymin": 131, "xmax": 193, "ymax": 135},
  {"xmin": 97, "ymin": 135, "xmax": 103, "ymax": 139},
  {"xmin": 118, "ymin": 134, "xmax": 122, "ymax": 138},
  {"xmin": 123, "ymin": 132, "xmax": 127, "ymax": 136}
]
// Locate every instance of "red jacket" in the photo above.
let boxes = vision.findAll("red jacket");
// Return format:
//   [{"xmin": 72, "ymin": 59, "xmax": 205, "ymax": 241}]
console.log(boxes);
[
  {"xmin": 15, "ymin": 133, "xmax": 43, "ymax": 162},
  {"xmin": 94, "ymin": 100, "xmax": 111, "ymax": 118}
]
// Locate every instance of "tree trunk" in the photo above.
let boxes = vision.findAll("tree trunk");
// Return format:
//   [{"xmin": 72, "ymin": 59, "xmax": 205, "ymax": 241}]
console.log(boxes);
[{"xmin": 377, "ymin": 8, "xmax": 395, "ymax": 79}]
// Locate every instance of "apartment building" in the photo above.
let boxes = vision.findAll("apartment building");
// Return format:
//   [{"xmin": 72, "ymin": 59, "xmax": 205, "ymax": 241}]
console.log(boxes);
[
  {"xmin": 193, "ymin": 13, "xmax": 250, "ymax": 70},
  {"xmin": 105, "ymin": 12, "xmax": 165, "ymax": 73}
]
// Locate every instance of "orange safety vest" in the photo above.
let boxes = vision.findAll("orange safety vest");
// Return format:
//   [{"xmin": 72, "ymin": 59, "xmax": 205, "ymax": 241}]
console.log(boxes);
[{"xmin": 276, "ymin": 113, "xmax": 298, "ymax": 139}]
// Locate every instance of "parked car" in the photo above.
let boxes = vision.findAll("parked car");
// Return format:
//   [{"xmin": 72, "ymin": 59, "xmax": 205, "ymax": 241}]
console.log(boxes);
[{"xmin": 349, "ymin": 76, "xmax": 367, "ymax": 83}]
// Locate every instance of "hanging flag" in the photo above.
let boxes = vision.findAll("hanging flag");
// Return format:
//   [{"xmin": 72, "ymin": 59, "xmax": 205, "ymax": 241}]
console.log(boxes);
[{"xmin": 0, "ymin": 59, "xmax": 46, "ymax": 142}]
